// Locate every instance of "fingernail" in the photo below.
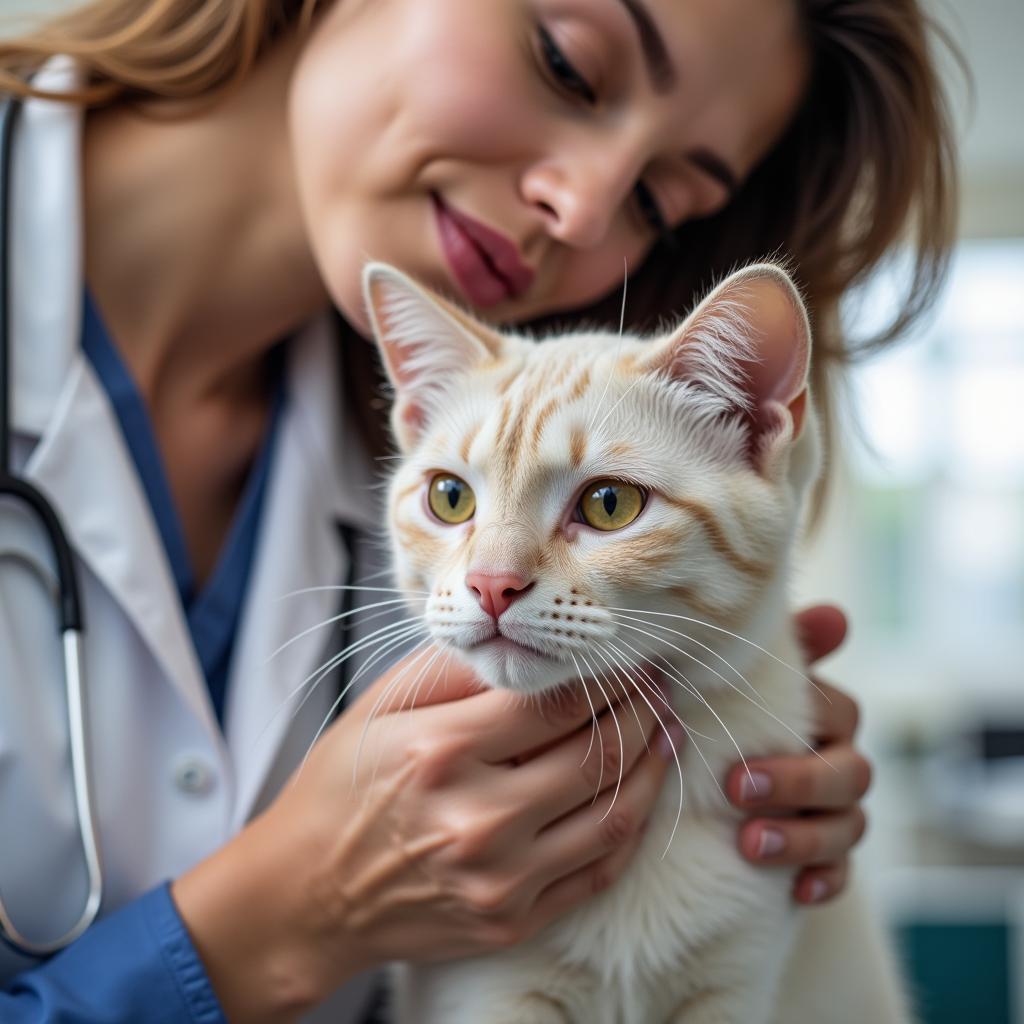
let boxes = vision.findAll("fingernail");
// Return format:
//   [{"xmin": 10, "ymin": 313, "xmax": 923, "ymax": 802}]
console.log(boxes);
[
  {"xmin": 757, "ymin": 828, "xmax": 785, "ymax": 858},
  {"xmin": 740, "ymin": 771, "xmax": 773, "ymax": 801},
  {"xmin": 807, "ymin": 878, "xmax": 829, "ymax": 903},
  {"xmin": 657, "ymin": 723, "xmax": 686, "ymax": 759}
]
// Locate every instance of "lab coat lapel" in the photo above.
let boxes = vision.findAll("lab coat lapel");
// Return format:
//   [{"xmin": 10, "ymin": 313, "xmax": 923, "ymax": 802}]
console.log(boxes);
[
  {"xmin": 23, "ymin": 356, "xmax": 223, "ymax": 745},
  {"xmin": 225, "ymin": 317, "xmax": 384, "ymax": 826},
  {"xmin": 9, "ymin": 58, "xmax": 225, "ymax": 748}
]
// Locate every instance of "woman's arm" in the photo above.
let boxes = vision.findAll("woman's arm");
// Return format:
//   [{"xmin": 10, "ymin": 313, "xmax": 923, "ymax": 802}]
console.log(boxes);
[
  {"xmin": 726, "ymin": 605, "xmax": 873, "ymax": 904},
  {"xmin": 173, "ymin": 652, "xmax": 677, "ymax": 1021}
]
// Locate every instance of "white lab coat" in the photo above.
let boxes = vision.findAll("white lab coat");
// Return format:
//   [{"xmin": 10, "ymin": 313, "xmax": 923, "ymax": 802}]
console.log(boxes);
[{"xmin": 0, "ymin": 59, "xmax": 385, "ymax": 1021}]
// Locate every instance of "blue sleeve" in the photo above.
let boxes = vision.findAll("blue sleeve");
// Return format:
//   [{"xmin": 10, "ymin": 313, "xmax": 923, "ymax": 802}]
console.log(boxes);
[{"xmin": 1, "ymin": 882, "xmax": 227, "ymax": 1024}]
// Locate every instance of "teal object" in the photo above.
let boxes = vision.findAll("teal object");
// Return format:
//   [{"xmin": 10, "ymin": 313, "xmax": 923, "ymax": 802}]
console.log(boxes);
[{"xmin": 898, "ymin": 923, "xmax": 1011, "ymax": 1024}]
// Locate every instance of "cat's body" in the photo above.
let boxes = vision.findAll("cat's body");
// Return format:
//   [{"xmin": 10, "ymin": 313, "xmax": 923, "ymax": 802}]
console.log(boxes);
[{"xmin": 361, "ymin": 262, "xmax": 909, "ymax": 1024}]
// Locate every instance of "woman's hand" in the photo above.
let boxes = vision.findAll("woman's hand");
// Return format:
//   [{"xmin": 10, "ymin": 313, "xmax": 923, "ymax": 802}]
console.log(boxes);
[
  {"xmin": 172, "ymin": 653, "xmax": 677, "ymax": 1022},
  {"xmin": 724, "ymin": 605, "xmax": 872, "ymax": 906}
]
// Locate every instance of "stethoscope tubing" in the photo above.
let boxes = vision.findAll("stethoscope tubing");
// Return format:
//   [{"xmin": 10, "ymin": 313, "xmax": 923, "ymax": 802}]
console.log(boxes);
[{"xmin": 0, "ymin": 94, "xmax": 103, "ymax": 956}]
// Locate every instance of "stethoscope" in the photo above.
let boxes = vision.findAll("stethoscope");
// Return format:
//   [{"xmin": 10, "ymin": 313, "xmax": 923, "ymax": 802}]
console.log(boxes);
[{"xmin": 0, "ymin": 95, "xmax": 103, "ymax": 956}]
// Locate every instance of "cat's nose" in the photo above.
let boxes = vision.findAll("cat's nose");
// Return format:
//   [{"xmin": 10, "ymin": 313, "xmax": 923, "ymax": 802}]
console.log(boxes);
[{"xmin": 465, "ymin": 572, "xmax": 535, "ymax": 621}]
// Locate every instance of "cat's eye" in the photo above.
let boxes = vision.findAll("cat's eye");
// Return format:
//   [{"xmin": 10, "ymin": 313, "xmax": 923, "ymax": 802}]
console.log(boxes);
[
  {"xmin": 578, "ymin": 480, "xmax": 645, "ymax": 531},
  {"xmin": 427, "ymin": 474, "xmax": 476, "ymax": 525}
]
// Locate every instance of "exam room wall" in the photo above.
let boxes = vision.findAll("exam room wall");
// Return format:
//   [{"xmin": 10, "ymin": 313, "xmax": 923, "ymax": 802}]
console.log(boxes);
[{"xmin": 3, "ymin": 1, "xmax": 1024, "ymax": 1022}]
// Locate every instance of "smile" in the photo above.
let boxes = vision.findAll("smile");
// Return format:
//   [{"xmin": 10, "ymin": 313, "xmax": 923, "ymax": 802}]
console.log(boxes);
[{"xmin": 432, "ymin": 193, "xmax": 534, "ymax": 307}]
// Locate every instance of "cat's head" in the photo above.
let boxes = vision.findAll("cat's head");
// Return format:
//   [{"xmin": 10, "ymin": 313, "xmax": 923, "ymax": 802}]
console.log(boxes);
[{"xmin": 362, "ymin": 262, "xmax": 820, "ymax": 695}]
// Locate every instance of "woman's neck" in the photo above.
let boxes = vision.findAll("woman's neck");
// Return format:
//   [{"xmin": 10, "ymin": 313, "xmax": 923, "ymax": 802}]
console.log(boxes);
[{"xmin": 82, "ymin": 28, "xmax": 330, "ymax": 407}]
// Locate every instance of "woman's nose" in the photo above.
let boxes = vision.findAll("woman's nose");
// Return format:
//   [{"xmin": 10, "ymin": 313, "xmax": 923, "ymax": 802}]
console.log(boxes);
[{"xmin": 521, "ymin": 153, "xmax": 637, "ymax": 249}]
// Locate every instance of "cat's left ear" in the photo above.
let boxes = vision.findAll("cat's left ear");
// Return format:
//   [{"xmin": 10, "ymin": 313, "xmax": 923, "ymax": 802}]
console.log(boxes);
[
  {"xmin": 648, "ymin": 263, "xmax": 811, "ymax": 464},
  {"xmin": 362, "ymin": 263, "xmax": 506, "ymax": 451}
]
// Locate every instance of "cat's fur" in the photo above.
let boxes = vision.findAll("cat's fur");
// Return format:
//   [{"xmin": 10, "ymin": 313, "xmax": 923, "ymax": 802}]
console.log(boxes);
[{"xmin": 360, "ymin": 262, "xmax": 909, "ymax": 1024}]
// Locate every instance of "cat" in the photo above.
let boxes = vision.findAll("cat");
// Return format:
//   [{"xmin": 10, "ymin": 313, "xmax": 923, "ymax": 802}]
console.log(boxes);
[{"xmin": 359, "ymin": 260, "xmax": 910, "ymax": 1024}]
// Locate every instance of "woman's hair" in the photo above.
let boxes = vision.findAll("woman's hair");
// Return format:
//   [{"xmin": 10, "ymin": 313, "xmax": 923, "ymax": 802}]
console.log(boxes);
[{"xmin": 2, "ymin": 0, "xmax": 960, "ymax": 462}]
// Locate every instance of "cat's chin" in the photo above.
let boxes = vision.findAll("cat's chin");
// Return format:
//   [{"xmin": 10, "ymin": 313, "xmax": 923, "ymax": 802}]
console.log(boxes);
[{"xmin": 455, "ymin": 638, "xmax": 576, "ymax": 695}]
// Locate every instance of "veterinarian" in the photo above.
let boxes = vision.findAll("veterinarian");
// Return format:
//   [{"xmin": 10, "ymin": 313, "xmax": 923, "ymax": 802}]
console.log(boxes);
[{"xmin": 0, "ymin": 0, "xmax": 956, "ymax": 1020}]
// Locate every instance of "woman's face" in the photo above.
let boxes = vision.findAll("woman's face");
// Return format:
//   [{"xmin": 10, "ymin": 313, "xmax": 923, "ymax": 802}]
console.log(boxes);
[{"xmin": 288, "ymin": 0, "xmax": 808, "ymax": 333}]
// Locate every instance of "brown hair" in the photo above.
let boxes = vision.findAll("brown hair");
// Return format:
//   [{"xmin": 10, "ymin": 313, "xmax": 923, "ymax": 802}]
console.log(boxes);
[{"xmin": 2, "ymin": 0, "xmax": 960, "ymax": 463}]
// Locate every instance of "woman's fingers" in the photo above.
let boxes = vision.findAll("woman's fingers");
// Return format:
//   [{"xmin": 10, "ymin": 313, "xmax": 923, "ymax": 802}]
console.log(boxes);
[
  {"xmin": 527, "ymin": 731, "xmax": 671, "ymax": 891},
  {"xmin": 794, "ymin": 604, "xmax": 848, "ymax": 664},
  {"xmin": 793, "ymin": 860, "xmax": 850, "ymax": 905},
  {"xmin": 524, "ymin": 751, "xmax": 671, "ymax": 933},
  {"xmin": 503, "ymin": 690, "xmax": 675, "ymax": 826},
  {"xmin": 725, "ymin": 742, "xmax": 872, "ymax": 812},
  {"xmin": 737, "ymin": 808, "xmax": 867, "ymax": 867},
  {"xmin": 810, "ymin": 677, "xmax": 860, "ymax": 744}
]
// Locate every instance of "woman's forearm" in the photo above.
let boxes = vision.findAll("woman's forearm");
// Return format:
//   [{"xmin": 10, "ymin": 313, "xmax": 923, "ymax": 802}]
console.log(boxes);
[{"xmin": 171, "ymin": 806, "xmax": 365, "ymax": 1023}]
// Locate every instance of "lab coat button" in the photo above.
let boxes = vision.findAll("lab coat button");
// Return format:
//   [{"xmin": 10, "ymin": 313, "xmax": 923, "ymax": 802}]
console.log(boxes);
[{"xmin": 174, "ymin": 756, "xmax": 215, "ymax": 796}]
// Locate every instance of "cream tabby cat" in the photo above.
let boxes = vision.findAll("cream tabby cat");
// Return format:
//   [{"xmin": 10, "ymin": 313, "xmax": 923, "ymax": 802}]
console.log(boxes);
[{"xmin": 360, "ymin": 262, "xmax": 909, "ymax": 1024}]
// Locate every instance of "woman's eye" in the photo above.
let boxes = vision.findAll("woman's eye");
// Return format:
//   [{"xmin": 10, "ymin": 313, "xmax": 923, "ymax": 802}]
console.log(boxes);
[
  {"xmin": 538, "ymin": 25, "xmax": 596, "ymax": 105},
  {"xmin": 427, "ymin": 474, "xmax": 476, "ymax": 525},
  {"xmin": 634, "ymin": 180, "xmax": 673, "ymax": 241},
  {"xmin": 578, "ymin": 480, "xmax": 645, "ymax": 531}
]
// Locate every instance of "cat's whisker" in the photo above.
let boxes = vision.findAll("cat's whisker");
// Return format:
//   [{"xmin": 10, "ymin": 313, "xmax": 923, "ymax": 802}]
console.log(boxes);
[
  {"xmin": 254, "ymin": 618, "xmax": 427, "ymax": 751},
  {"xmin": 600, "ymin": 647, "xmax": 689, "ymax": 857},
  {"xmin": 289, "ymin": 619, "xmax": 427, "ymax": 731},
  {"xmin": 292, "ymin": 622, "xmax": 429, "ymax": 768},
  {"xmin": 589, "ymin": 644, "xmax": 649, "ymax": 754},
  {"xmin": 612, "ymin": 617, "xmax": 836, "ymax": 770},
  {"xmin": 576, "ymin": 650, "xmax": 616, "ymax": 800},
  {"xmin": 609, "ymin": 610, "xmax": 768, "ymax": 708},
  {"xmin": 607, "ymin": 604, "xmax": 831, "ymax": 704},
  {"xmin": 277, "ymin": 584, "xmax": 430, "ymax": 600},
  {"xmin": 590, "ymin": 373, "xmax": 646, "ymax": 441},
  {"xmin": 610, "ymin": 627, "xmax": 758, "ymax": 791},
  {"xmin": 353, "ymin": 640, "xmax": 433, "ymax": 790},
  {"xmin": 579, "ymin": 651, "xmax": 626, "ymax": 819},
  {"xmin": 266, "ymin": 596, "xmax": 419, "ymax": 663},
  {"xmin": 606, "ymin": 635, "xmax": 717, "ymax": 744},
  {"xmin": 344, "ymin": 618, "xmax": 428, "ymax": 693},
  {"xmin": 420, "ymin": 647, "xmax": 456, "ymax": 706},
  {"xmin": 369, "ymin": 644, "xmax": 450, "ymax": 790},
  {"xmin": 607, "ymin": 635, "xmax": 729, "ymax": 824},
  {"xmin": 584, "ymin": 257, "xmax": 629, "ymax": 437},
  {"xmin": 569, "ymin": 651, "xmax": 603, "ymax": 776}
]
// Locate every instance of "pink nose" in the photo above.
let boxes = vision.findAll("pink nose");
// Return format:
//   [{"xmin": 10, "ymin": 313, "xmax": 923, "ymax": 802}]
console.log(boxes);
[{"xmin": 466, "ymin": 572, "xmax": 534, "ymax": 621}]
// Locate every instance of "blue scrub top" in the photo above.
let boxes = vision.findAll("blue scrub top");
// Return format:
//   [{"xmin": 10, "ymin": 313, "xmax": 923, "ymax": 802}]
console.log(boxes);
[{"xmin": 81, "ymin": 290, "xmax": 285, "ymax": 726}]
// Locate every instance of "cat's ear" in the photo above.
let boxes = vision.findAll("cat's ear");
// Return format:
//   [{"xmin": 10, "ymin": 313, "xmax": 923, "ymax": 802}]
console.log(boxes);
[
  {"xmin": 647, "ymin": 263, "xmax": 811, "ymax": 464},
  {"xmin": 362, "ymin": 263, "xmax": 505, "ymax": 451}
]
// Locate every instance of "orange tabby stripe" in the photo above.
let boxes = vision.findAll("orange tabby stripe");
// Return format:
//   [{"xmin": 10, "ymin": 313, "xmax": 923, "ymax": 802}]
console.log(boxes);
[
  {"xmin": 529, "ymin": 395, "xmax": 563, "ymax": 457},
  {"xmin": 592, "ymin": 526, "xmax": 688, "ymax": 575},
  {"xmin": 605, "ymin": 441, "xmax": 635, "ymax": 461},
  {"xmin": 664, "ymin": 496, "xmax": 770, "ymax": 580},
  {"xmin": 393, "ymin": 478, "xmax": 422, "ymax": 504},
  {"xmin": 569, "ymin": 427, "xmax": 587, "ymax": 469},
  {"xmin": 667, "ymin": 584, "xmax": 738, "ymax": 626},
  {"xmin": 501, "ymin": 390, "xmax": 535, "ymax": 474},
  {"xmin": 396, "ymin": 520, "xmax": 445, "ymax": 564},
  {"xmin": 565, "ymin": 364, "xmax": 593, "ymax": 404},
  {"xmin": 459, "ymin": 422, "xmax": 480, "ymax": 464}
]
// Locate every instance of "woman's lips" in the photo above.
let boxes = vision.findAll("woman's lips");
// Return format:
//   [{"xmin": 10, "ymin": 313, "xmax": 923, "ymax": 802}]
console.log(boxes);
[{"xmin": 432, "ymin": 193, "xmax": 534, "ymax": 308}]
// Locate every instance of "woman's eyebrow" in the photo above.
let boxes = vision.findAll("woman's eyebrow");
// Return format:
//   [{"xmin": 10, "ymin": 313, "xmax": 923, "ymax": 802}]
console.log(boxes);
[{"xmin": 615, "ymin": 0, "xmax": 677, "ymax": 93}]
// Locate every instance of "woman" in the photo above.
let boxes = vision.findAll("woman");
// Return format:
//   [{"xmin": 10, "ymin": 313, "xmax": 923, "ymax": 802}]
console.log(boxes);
[{"xmin": 0, "ymin": 0, "xmax": 955, "ymax": 1020}]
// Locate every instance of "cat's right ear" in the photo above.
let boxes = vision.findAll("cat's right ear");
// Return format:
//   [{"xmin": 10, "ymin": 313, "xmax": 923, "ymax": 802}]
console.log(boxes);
[{"xmin": 362, "ymin": 263, "xmax": 505, "ymax": 451}]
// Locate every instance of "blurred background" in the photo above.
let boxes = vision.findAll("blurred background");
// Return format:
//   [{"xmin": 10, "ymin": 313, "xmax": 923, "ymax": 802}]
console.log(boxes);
[{"xmin": 3, "ymin": 0, "xmax": 1023, "ymax": 1021}]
